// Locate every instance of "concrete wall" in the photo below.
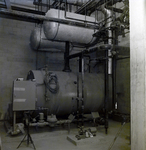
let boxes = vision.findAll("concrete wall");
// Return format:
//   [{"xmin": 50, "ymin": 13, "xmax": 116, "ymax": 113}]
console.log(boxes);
[
  {"xmin": 116, "ymin": 57, "xmax": 130, "ymax": 114},
  {"xmin": 130, "ymin": 0, "xmax": 146, "ymax": 150},
  {"xmin": 0, "ymin": 18, "xmax": 37, "ymax": 120}
]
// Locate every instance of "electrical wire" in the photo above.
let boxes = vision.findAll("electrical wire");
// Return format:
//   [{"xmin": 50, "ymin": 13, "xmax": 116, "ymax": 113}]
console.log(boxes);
[
  {"xmin": 108, "ymin": 122, "xmax": 126, "ymax": 150},
  {"xmin": 44, "ymin": 73, "xmax": 59, "ymax": 94}
]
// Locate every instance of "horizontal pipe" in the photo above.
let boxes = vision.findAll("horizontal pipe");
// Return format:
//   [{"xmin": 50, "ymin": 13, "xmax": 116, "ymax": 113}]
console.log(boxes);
[
  {"xmin": 0, "ymin": 8, "xmax": 99, "ymax": 29},
  {"xmin": 105, "ymin": 6, "xmax": 123, "ymax": 13},
  {"xmin": 85, "ymin": 0, "xmax": 123, "ymax": 15},
  {"xmin": 11, "ymin": 1, "xmax": 34, "ymax": 8},
  {"xmin": 0, "ymin": 2, "xmax": 45, "ymax": 15},
  {"xmin": 75, "ymin": 0, "xmax": 96, "ymax": 14},
  {"xmin": 117, "ymin": 56, "xmax": 130, "ymax": 60},
  {"xmin": 29, "ymin": 120, "xmax": 72, "ymax": 127},
  {"xmin": 0, "ymin": 8, "xmax": 45, "ymax": 23},
  {"xmin": 52, "ymin": 0, "xmax": 85, "ymax": 6},
  {"xmin": 29, "ymin": 122, "xmax": 49, "ymax": 127},
  {"xmin": 64, "ymin": 0, "xmax": 98, "ymax": 25},
  {"xmin": 68, "ymin": 46, "xmax": 99, "ymax": 59}
]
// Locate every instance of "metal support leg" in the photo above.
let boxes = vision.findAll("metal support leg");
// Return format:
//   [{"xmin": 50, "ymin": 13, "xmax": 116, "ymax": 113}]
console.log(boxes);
[
  {"xmin": 81, "ymin": 56, "xmax": 84, "ymax": 127},
  {"xmin": 17, "ymin": 113, "xmax": 36, "ymax": 149},
  {"xmin": 105, "ymin": 49, "xmax": 109, "ymax": 134},
  {"xmin": 63, "ymin": 41, "xmax": 71, "ymax": 72},
  {"xmin": 13, "ymin": 111, "xmax": 16, "ymax": 132}
]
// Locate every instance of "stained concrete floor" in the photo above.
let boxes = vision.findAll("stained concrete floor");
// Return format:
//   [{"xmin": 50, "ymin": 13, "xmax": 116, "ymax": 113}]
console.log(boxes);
[{"xmin": 0, "ymin": 120, "xmax": 130, "ymax": 150}]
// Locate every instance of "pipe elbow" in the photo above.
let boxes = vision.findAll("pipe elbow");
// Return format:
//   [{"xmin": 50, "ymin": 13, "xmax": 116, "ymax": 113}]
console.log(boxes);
[
  {"xmin": 101, "ymin": 6, "xmax": 113, "ymax": 28},
  {"xmin": 101, "ymin": 6, "xmax": 113, "ymax": 18}
]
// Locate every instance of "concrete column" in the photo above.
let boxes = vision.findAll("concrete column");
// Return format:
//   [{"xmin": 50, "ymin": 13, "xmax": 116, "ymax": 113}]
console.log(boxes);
[{"xmin": 130, "ymin": 1, "xmax": 146, "ymax": 150}]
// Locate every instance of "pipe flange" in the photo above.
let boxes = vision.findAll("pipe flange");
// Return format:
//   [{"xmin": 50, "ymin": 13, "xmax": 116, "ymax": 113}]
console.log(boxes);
[{"xmin": 100, "ymin": 44, "xmax": 112, "ymax": 50}]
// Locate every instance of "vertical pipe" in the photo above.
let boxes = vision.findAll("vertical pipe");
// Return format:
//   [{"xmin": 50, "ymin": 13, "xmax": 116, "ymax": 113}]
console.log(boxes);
[
  {"xmin": 13, "ymin": 111, "xmax": 16, "ymax": 132},
  {"xmin": 77, "ymin": 72, "xmax": 79, "ymax": 127},
  {"xmin": 112, "ymin": 30, "xmax": 118, "ymax": 110},
  {"xmin": 101, "ymin": 6, "xmax": 113, "ymax": 134},
  {"xmin": 79, "ymin": 56, "xmax": 82, "ymax": 72},
  {"xmin": 101, "ymin": 6, "xmax": 113, "ymax": 75},
  {"xmin": 63, "ymin": 41, "xmax": 71, "ymax": 72},
  {"xmin": 112, "ymin": 54, "xmax": 116, "ymax": 110},
  {"xmin": 108, "ymin": 30, "xmax": 112, "ymax": 75},
  {"xmin": 5, "ymin": 0, "xmax": 11, "ymax": 10},
  {"xmin": 105, "ymin": 49, "xmax": 109, "ymax": 134},
  {"xmin": 81, "ymin": 55, "xmax": 84, "ymax": 127}
]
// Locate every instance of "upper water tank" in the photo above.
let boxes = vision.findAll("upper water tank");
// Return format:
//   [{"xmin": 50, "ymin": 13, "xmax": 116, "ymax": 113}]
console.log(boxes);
[
  {"xmin": 43, "ymin": 9, "xmax": 98, "ymax": 45},
  {"xmin": 30, "ymin": 27, "xmax": 65, "ymax": 51}
]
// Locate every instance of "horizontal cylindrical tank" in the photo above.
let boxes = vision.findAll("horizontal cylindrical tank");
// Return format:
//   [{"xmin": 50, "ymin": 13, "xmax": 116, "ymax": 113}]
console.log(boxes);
[
  {"xmin": 30, "ymin": 27, "xmax": 65, "ymax": 51},
  {"xmin": 43, "ymin": 9, "xmax": 98, "ymax": 45},
  {"xmin": 27, "ymin": 70, "xmax": 105, "ymax": 116},
  {"xmin": 30, "ymin": 27, "xmax": 86, "ymax": 52}
]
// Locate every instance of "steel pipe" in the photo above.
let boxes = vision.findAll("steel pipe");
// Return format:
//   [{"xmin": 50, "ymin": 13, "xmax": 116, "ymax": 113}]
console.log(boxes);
[
  {"xmin": 63, "ymin": 41, "xmax": 71, "ymax": 72},
  {"xmin": 52, "ymin": 0, "xmax": 87, "ymax": 6},
  {"xmin": 101, "ymin": 6, "xmax": 113, "ymax": 75}
]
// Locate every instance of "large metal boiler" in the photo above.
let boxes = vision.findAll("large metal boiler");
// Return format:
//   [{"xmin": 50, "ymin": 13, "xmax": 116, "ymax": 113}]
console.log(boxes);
[{"xmin": 27, "ymin": 70, "xmax": 105, "ymax": 116}]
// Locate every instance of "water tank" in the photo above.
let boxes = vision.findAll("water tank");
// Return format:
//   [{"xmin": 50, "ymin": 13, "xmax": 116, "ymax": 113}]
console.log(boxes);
[
  {"xmin": 27, "ymin": 70, "xmax": 105, "ymax": 116},
  {"xmin": 30, "ymin": 27, "xmax": 86, "ymax": 52},
  {"xmin": 30, "ymin": 27, "xmax": 65, "ymax": 51},
  {"xmin": 43, "ymin": 9, "xmax": 98, "ymax": 45}
]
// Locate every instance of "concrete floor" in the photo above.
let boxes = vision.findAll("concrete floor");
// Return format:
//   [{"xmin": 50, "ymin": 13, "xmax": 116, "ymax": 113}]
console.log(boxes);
[{"xmin": 0, "ymin": 120, "xmax": 130, "ymax": 150}]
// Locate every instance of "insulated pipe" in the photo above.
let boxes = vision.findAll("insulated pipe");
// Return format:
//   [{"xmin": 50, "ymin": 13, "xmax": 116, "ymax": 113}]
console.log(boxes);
[
  {"xmin": 52, "ymin": 0, "xmax": 87, "ymax": 6},
  {"xmin": 64, "ymin": 0, "xmax": 98, "ymax": 26},
  {"xmin": 5, "ymin": 0, "xmax": 11, "ymax": 10},
  {"xmin": 112, "ymin": 30, "xmax": 118, "ymax": 110},
  {"xmin": 11, "ymin": 1, "xmax": 34, "ymax": 8},
  {"xmin": 101, "ymin": 6, "xmax": 113, "ymax": 75},
  {"xmin": 101, "ymin": 6, "xmax": 113, "ymax": 134}
]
